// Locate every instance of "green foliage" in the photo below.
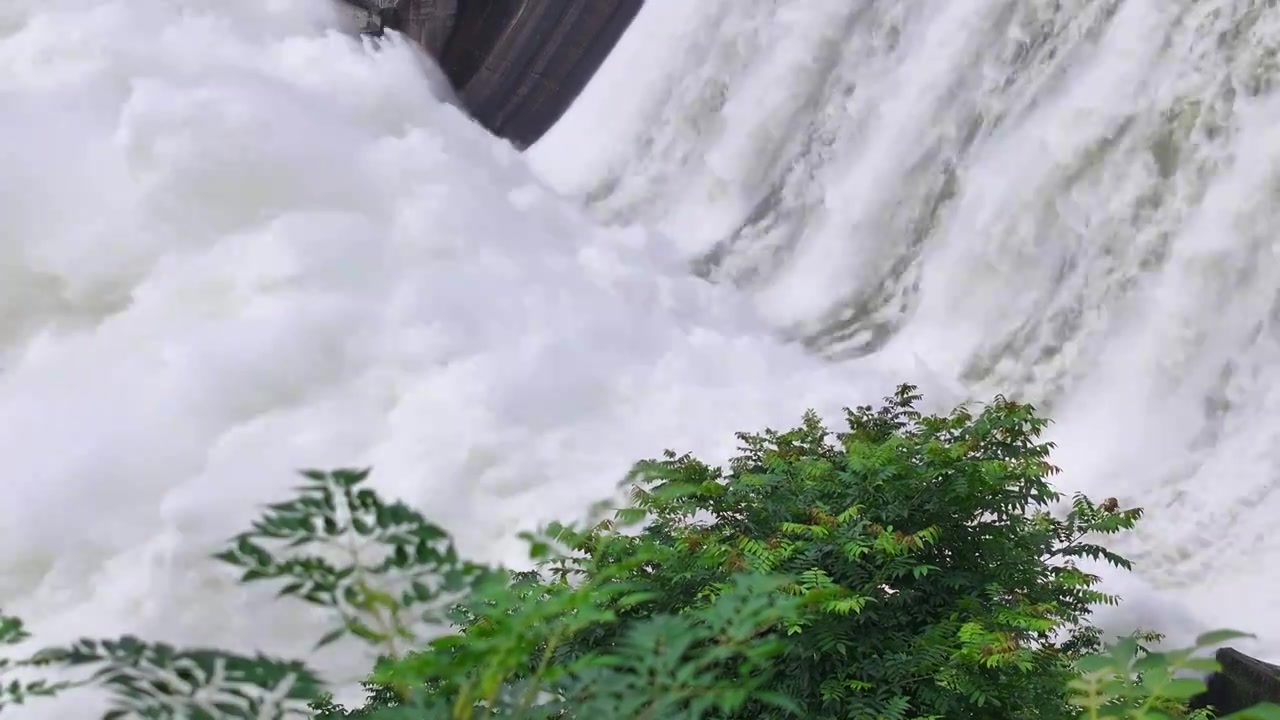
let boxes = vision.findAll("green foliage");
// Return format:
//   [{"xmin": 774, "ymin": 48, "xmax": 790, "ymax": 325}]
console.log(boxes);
[
  {"xmin": 35, "ymin": 637, "xmax": 324, "ymax": 719},
  {"xmin": 213, "ymin": 468, "xmax": 499, "ymax": 657},
  {"xmin": 0, "ymin": 612, "xmax": 71, "ymax": 712},
  {"xmin": 367, "ymin": 571, "xmax": 802, "ymax": 719},
  {"xmin": 0, "ymin": 386, "xmax": 1276, "ymax": 720},
  {"xmin": 1067, "ymin": 629, "xmax": 1280, "ymax": 720},
  {"xmin": 516, "ymin": 385, "xmax": 1146, "ymax": 719},
  {"xmin": 283, "ymin": 474, "xmax": 806, "ymax": 719}
]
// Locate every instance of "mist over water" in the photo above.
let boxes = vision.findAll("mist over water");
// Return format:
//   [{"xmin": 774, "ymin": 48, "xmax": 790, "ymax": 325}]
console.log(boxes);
[{"xmin": 3, "ymin": 0, "xmax": 1279, "ymax": 716}]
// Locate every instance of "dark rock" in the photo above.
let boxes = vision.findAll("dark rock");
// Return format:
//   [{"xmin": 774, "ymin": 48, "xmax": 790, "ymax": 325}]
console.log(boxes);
[
  {"xmin": 348, "ymin": 0, "xmax": 644, "ymax": 149},
  {"xmin": 1189, "ymin": 647, "xmax": 1280, "ymax": 716}
]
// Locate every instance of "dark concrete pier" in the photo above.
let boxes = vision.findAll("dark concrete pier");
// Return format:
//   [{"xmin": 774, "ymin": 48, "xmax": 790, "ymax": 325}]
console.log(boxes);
[{"xmin": 346, "ymin": 0, "xmax": 644, "ymax": 149}]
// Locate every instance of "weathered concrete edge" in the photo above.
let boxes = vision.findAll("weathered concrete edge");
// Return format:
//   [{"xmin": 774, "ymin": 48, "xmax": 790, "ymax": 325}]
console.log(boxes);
[{"xmin": 1190, "ymin": 647, "xmax": 1280, "ymax": 716}]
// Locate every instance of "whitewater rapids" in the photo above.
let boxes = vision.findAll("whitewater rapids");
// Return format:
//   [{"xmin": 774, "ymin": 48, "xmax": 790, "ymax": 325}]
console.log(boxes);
[
  {"xmin": 2, "ymin": 0, "xmax": 1278, "ymax": 716},
  {"xmin": 534, "ymin": 0, "xmax": 1280, "ymax": 661}
]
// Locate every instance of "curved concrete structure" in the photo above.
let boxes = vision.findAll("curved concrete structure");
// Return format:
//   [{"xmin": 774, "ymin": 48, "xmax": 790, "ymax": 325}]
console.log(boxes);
[
  {"xmin": 347, "ymin": 0, "xmax": 644, "ymax": 149},
  {"xmin": 1189, "ymin": 647, "xmax": 1280, "ymax": 715}
]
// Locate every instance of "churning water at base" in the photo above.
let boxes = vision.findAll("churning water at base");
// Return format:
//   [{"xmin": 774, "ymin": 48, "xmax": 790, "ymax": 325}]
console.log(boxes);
[{"xmin": 1, "ymin": 0, "xmax": 1278, "ymax": 715}]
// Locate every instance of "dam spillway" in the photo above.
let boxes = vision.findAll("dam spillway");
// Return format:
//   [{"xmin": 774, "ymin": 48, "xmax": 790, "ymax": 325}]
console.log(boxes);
[{"xmin": 344, "ymin": 0, "xmax": 645, "ymax": 149}]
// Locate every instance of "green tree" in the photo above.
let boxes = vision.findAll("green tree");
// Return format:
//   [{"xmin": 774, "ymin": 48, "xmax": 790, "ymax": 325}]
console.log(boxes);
[
  {"xmin": 4, "ymin": 388, "xmax": 1280, "ymax": 719},
  {"xmin": 518, "ymin": 385, "xmax": 1144, "ymax": 719}
]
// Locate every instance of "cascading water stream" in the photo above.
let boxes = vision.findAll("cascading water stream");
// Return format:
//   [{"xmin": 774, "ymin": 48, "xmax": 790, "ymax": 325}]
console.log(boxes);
[{"xmin": 533, "ymin": 0, "xmax": 1280, "ymax": 660}]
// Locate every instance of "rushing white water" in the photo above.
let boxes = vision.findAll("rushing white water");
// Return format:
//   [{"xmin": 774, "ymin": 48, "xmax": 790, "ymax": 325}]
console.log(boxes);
[
  {"xmin": 2, "ymin": 0, "xmax": 1278, "ymax": 716},
  {"xmin": 534, "ymin": 0, "xmax": 1280, "ymax": 660},
  {"xmin": 0, "ymin": 0, "xmax": 951, "ymax": 716}
]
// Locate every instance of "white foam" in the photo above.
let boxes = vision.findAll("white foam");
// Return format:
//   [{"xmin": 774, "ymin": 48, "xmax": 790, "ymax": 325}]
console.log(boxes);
[
  {"xmin": 534, "ymin": 0, "xmax": 1280, "ymax": 662},
  {"xmin": 0, "ymin": 1, "xmax": 936, "ymax": 715}
]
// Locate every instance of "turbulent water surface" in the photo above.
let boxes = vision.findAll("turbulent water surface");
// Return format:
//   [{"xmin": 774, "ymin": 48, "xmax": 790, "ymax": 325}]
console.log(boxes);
[
  {"xmin": 3, "ymin": 0, "xmax": 1279, "ymax": 715},
  {"xmin": 534, "ymin": 0, "xmax": 1280, "ymax": 655}
]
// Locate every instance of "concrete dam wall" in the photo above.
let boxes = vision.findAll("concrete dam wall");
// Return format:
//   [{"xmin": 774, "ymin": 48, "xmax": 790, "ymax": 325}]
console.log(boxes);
[{"xmin": 347, "ymin": 0, "xmax": 644, "ymax": 149}]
